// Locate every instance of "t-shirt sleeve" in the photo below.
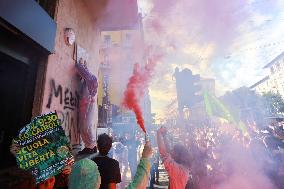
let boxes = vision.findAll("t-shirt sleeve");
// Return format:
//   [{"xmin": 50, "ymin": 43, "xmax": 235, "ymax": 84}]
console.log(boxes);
[
  {"xmin": 126, "ymin": 158, "xmax": 151, "ymax": 189},
  {"xmin": 108, "ymin": 160, "xmax": 121, "ymax": 183},
  {"xmin": 162, "ymin": 153, "xmax": 189, "ymax": 180}
]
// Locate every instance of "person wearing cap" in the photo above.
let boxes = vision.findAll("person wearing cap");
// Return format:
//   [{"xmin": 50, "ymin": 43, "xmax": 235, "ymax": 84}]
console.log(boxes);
[{"xmin": 69, "ymin": 158, "xmax": 101, "ymax": 189}]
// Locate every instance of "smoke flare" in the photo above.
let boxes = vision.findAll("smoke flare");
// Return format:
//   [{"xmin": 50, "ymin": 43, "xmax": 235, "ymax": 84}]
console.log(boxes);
[{"xmin": 122, "ymin": 56, "xmax": 160, "ymax": 133}]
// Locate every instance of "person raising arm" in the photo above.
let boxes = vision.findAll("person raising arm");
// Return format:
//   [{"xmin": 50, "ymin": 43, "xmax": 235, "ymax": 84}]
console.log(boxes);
[{"xmin": 157, "ymin": 127, "xmax": 191, "ymax": 189}]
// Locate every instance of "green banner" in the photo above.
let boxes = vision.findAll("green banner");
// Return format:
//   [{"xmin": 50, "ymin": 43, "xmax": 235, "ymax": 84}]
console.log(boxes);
[
  {"xmin": 13, "ymin": 112, "xmax": 74, "ymax": 183},
  {"xmin": 204, "ymin": 91, "xmax": 247, "ymax": 134}
]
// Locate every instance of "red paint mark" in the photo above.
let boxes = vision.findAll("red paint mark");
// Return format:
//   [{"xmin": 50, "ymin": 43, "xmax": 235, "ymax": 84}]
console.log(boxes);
[{"xmin": 122, "ymin": 56, "xmax": 161, "ymax": 133}]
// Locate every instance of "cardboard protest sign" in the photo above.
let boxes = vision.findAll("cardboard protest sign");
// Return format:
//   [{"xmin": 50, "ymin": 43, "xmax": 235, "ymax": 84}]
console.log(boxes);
[{"xmin": 13, "ymin": 112, "xmax": 74, "ymax": 183}]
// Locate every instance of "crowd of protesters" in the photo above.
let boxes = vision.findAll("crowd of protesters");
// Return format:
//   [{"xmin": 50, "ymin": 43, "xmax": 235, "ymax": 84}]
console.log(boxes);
[
  {"xmin": 3, "ymin": 117, "xmax": 284, "ymax": 189},
  {"xmin": 156, "ymin": 119, "xmax": 284, "ymax": 189}
]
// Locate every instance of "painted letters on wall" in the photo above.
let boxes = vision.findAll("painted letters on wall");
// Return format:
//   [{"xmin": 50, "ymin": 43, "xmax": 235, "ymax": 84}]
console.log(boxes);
[{"xmin": 45, "ymin": 79, "xmax": 81, "ymax": 148}]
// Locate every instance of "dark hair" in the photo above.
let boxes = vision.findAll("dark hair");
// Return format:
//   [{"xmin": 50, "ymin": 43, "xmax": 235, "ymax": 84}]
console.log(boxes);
[
  {"xmin": 97, "ymin": 134, "xmax": 112, "ymax": 156},
  {"xmin": 173, "ymin": 144, "xmax": 191, "ymax": 168},
  {"xmin": 0, "ymin": 167, "xmax": 36, "ymax": 189}
]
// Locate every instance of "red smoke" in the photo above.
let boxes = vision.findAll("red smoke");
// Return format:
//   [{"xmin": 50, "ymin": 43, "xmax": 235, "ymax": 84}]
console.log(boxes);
[{"xmin": 122, "ymin": 56, "xmax": 160, "ymax": 133}]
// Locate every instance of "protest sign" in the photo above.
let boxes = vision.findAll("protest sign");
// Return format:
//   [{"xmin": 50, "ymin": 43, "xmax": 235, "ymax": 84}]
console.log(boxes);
[{"xmin": 13, "ymin": 112, "xmax": 74, "ymax": 183}]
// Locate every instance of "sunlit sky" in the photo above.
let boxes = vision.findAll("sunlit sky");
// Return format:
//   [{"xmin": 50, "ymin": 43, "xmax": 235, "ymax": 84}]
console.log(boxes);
[{"xmin": 138, "ymin": 0, "xmax": 284, "ymax": 121}]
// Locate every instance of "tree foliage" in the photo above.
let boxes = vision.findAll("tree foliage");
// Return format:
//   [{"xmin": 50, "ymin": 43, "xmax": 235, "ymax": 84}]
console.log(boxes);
[
  {"xmin": 221, "ymin": 88, "xmax": 284, "ymax": 127},
  {"xmin": 262, "ymin": 92, "xmax": 284, "ymax": 116},
  {"xmin": 221, "ymin": 87, "xmax": 263, "ymax": 122}
]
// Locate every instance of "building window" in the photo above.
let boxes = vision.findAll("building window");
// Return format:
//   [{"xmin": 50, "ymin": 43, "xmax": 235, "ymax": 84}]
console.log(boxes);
[
  {"xmin": 35, "ymin": 0, "xmax": 58, "ymax": 19},
  {"xmin": 281, "ymin": 62, "xmax": 284, "ymax": 71},
  {"xmin": 270, "ymin": 66, "xmax": 275, "ymax": 74},
  {"xmin": 104, "ymin": 35, "xmax": 111, "ymax": 47},
  {"xmin": 276, "ymin": 63, "xmax": 281, "ymax": 72},
  {"xmin": 124, "ymin": 33, "xmax": 131, "ymax": 47},
  {"xmin": 104, "ymin": 54, "xmax": 109, "ymax": 64}
]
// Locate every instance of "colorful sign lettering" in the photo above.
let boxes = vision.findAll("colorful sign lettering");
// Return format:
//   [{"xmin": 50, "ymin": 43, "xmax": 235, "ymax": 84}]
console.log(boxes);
[{"xmin": 13, "ymin": 112, "xmax": 74, "ymax": 183}]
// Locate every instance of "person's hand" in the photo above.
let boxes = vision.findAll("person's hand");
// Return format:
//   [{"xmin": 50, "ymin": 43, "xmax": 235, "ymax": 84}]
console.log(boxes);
[
  {"xmin": 142, "ymin": 141, "xmax": 153, "ymax": 159},
  {"xmin": 10, "ymin": 141, "xmax": 20, "ymax": 156},
  {"xmin": 79, "ymin": 58, "xmax": 84, "ymax": 65},
  {"xmin": 89, "ymin": 96, "xmax": 96, "ymax": 103},
  {"xmin": 38, "ymin": 176, "xmax": 55, "ymax": 189},
  {"xmin": 61, "ymin": 166, "xmax": 71, "ymax": 175},
  {"xmin": 158, "ymin": 127, "xmax": 167, "ymax": 136}
]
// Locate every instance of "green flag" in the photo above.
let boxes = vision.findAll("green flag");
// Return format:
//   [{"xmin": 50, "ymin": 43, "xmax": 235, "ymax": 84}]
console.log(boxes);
[{"xmin": 203, "ymin": 91, "xmax": 247, "ymax": 133}]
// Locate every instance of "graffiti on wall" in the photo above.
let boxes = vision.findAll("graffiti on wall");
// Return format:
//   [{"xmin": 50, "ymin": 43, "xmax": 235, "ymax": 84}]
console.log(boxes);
[
  {"xmin": 46, "ymin": 79, "xmax": 81, "ymax": 148},
  {"xmin": 46, "ymin": 79, "xmax": 80, "ymax": 110}
]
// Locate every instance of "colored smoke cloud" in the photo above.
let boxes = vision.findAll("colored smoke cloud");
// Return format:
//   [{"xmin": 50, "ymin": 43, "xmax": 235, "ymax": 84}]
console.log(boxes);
[
  {"xmin": 147, "ymin": 0, "xmax": 247, "ymax": 46},
  {"xmin": 122, "ymin": 56, "xmax": 161, "ymax": 133},
  {"xmin": 139, "ymin": 0, "xmax": 284, "ymax": 119},
  {"xmin": 215, "ymin": 140, "xmax": 277, "ymax": 189}
]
